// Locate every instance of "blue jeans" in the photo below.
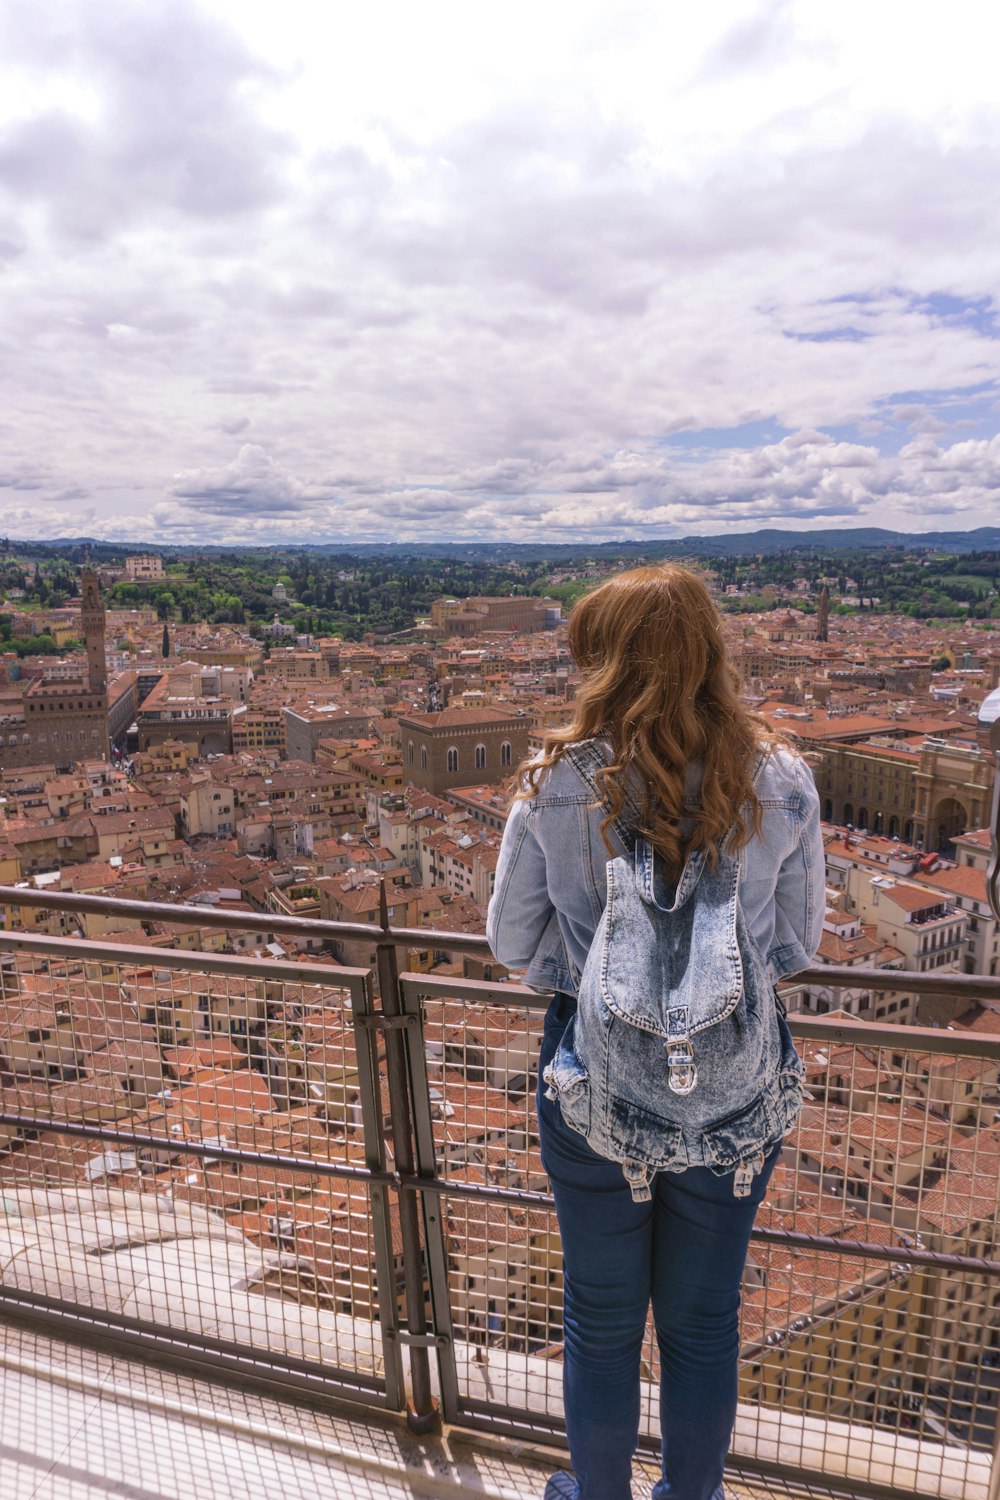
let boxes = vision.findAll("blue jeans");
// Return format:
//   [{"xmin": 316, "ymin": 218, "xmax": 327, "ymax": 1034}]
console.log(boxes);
[{"xmin": 538, "ymin": 994, "xmax": 782, "ymax": 1500}]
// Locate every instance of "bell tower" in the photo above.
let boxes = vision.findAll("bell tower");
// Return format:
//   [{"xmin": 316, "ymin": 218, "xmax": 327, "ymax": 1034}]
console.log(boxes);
[
  {"xmin": 80, "ymin": 568, "xmax": 107, "ymax": 694},
  {"xmin": 817, "ymin": 584, "xmax": 830, "ymax": 644}
]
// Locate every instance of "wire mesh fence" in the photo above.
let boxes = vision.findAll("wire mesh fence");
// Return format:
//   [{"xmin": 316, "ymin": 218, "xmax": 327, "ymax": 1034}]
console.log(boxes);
[
  {"xmin": 0, "ymin": 935, "xmax": 402, "ymax": 1405},
  {"xmin": 400, "ymin": 975, "xmax": 1000, "ymax": 1499},
  {"xmin": 2, "ymin": 914, "xmax": 1000, "ymax": 1498}
]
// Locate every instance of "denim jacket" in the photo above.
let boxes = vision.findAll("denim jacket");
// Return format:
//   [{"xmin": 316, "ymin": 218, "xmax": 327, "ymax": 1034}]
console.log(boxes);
[{"xmin": 486, "ymin": 744, "xmax": 826, "ymax": 995}]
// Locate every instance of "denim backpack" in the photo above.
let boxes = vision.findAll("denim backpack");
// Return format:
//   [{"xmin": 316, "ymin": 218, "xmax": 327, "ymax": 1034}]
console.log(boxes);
[{"xmin": 541, "ymin": 740, "xmax": 805, "ymax": 1202}]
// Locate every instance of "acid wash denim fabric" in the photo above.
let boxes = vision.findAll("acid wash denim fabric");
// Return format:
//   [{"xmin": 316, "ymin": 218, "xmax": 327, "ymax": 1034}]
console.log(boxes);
[
  {"xmin": 487, "ymin": 746, "xmax": 825, "ymax": 1500},
  {"xmin": 486, "ymin": 744, "xmax": 825, "ymax": 999},
  {"xmin": 539, "ymin": 993, "xmax": 784, "ymax": 1500},
  {"xmin": 541, "ymin": 834, "xmax": 803, "ymax": 1199}
]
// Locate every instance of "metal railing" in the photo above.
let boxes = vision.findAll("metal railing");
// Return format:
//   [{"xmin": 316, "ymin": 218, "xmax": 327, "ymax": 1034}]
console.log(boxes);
[{"xmin": 1, "ymin": 883, "xmax": 999, "ymax": 1500}]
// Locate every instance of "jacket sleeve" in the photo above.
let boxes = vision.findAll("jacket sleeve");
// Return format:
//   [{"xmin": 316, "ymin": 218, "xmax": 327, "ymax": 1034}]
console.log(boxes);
[
  {"xmin": 770, "ymin": 762, "xmax": 826, "ymax": 977},
  {"xmin": 486, "ymin": 795, "xmax": 556, "ymax": 970}
]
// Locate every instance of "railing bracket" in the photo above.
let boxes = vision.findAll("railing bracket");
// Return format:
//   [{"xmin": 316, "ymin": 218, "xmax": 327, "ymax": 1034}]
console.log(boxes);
[{"xmin": 385, "ymin": 1328, "xmax": 450, "ymax": 1349}]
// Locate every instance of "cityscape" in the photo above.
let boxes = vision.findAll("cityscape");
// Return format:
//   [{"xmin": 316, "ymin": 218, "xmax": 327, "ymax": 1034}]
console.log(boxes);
[
  {"xmin": 2, "ymin": 1, "xmax": 1000, "ymax": 1495},
  {"xmin": 0, "ymin": 538, "xmax": 999, "ymax": 1495}
]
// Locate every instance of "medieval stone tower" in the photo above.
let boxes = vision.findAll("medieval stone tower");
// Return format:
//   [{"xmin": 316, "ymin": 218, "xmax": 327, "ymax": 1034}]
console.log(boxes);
[
  {"xmin": 81, "ymin": 568, "xmax": 107, "ymax": 693},
  {"xmin": 816, "ymin": 584, "xmax": 830, "ymax": 644}
]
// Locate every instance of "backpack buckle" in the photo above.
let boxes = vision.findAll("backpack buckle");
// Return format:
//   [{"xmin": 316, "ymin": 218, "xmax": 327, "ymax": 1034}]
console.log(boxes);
[
  {"xmin": 623, "ymin": 1161, "xmax": 654, "ymax": 1202},
  {"xmin": 664, "ymin": 1041, "xmax": 698, "ymax": 1095},
  {"xmin": 733, "ymin": 1152, "xmax": 766, "ymax": 1198}
]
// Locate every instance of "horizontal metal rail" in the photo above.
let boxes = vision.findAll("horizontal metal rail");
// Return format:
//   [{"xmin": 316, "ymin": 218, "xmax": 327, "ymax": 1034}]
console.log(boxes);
[
  {"xmin": 0, "ymin": 926, "xmax": 371, "ymax": 987},
  {"xmin": 780, "ymin": 961, "xmax": 1000, "ymax": 1004},
  {"xmin": 0, "ymin": 1098, "xmax": 991, "ymax": 1280},
  {"xmin": 0, "ymin": 884, "xmax": 492, "ymax": 955},
  {"xmin": 784, "ymin": 1013, "xmax": 1000, "ymax": 1058},
  {"xmin": 0, "ymin": 1111, "xmax": 394, "ymax": 1186},
  {"xmin": 398, "ymin": 973, "xmax": 1000, "ymax": 1054},
  {"xmin": 394, "ymin": 1169, "xmax": 999, "ymax": 1276},
  {"xmin": 0, "ymin": 1285, "xmax": 391, "ymax": 1409},
  {"xmin": 8, "ymin": 884, "xmax": 1000, "ymax": 998}
]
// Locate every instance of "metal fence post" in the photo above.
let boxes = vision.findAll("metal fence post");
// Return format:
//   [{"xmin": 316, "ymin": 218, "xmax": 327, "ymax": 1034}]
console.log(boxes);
[
  {"xmin": 348, "ymin": 969, "xmax": 406, "ymax": 1412},
  {"xmin": 397, "ymin": 976, "xmax": 461, "ymax": 1423},
  {"xmin": 374, "ymin": 878, "xmax": 439, "ymax": 1433}
]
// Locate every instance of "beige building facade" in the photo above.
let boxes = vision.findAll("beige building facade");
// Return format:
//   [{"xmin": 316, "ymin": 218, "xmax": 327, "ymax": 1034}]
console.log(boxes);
[
  {"xmin": 430, "ymin": 596, "xmax": 559, "ymax": 636},
  {"xmin": 124, "ymin": 554, "xmax": 165, "ymax": 581},
  {"xmin": 397, "ymin": 706, "xmax": 529, "ymax": 796},
  {"xmin": 810, "ymin": 734, "xmax": 992, "ymax": 853}
]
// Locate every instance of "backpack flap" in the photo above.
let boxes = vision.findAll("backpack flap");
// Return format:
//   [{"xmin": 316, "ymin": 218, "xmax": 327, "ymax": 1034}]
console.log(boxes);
[{"xmin": 599, "ymin": 837, "xmax": 744, "ymax": 1051}]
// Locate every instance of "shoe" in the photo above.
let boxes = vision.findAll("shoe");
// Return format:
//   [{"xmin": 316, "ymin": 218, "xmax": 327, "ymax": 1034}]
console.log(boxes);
[{"xmin": 543, "ymin": 1473, "xmax": 579, "ymax": 1500}]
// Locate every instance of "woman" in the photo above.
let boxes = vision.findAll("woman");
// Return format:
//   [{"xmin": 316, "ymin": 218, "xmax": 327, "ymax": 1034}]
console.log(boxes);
[{"xmin": 486, "ymin": 565, "xmax": 825, "ymax": 1500}]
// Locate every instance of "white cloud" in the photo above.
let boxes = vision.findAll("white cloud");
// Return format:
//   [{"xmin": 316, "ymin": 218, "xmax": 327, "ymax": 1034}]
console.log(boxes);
[
  {"xmin": 0, "ymin": 1, "xmax": 998, "ymax": 543},
  {"xmin": 170, "ymin": 444, "xmax": 326, "ymax": 514}
]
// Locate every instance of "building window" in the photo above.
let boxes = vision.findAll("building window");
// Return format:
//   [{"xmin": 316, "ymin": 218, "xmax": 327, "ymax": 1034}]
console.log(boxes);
[
  {"xmin": 500, "ymin": 741, "xmax": 512, "ymax": 767},
  {"xmin": 407, "ymin": 740, "xmax": 414, "ymax": 766},
  {"xmin": 420, "ymin": 746, "xmax": 428, "ymax": 771},
  {"xmin": 447, "ymin": 747, "xmax": 459, "ymax": 774},
  {"xmin": 475, "ymin": 743, "xmax": 486, "ymax": 770}
]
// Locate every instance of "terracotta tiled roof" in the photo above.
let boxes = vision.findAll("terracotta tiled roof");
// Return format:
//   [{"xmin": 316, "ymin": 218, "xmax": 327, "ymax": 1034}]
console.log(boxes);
[
  {"xmin": 879, "ymin": 882, "xmax": 951, "ymax": 913},
  {"xmin": 398, "ymin": 705, "xmax": 523, "ymax": 728}
]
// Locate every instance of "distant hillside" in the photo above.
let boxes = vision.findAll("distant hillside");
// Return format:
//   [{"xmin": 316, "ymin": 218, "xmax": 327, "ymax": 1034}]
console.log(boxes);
[
  {"xmin": 656, "ymin": 526, "xmax": 1000, "ymax": 558},
  {"xmin": 15, "ymin": 526, "xmax": 1000, "ymax": 561}
]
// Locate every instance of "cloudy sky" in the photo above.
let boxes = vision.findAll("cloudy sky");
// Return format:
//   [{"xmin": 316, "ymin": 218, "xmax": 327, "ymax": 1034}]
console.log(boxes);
[{"xmin": 1, "ymin": 0, "xmax": 999, "ymax": 546}]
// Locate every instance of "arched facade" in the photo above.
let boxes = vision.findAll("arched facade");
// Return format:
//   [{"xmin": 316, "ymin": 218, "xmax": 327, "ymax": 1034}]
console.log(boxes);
[{"xmin": 931, "ymin": 796, "xmax": 969, "ymax": 854}]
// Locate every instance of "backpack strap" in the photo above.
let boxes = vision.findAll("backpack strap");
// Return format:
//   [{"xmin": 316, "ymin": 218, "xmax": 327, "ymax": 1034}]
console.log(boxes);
[
  {"xmin": 561, "ymin": 739, "xmax": 643, "ymax": 852},
  {"xmin": 563, "ymin": 741, "xmax": 701, "ymax": 1096}
]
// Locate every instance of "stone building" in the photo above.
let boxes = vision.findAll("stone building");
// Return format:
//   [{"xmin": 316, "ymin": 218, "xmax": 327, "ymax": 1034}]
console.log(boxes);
[
  {"xmin": 430, "ymin": 596, "xmax": 560, "ymax": 637},
  {"xmin": 396, "ymin": 705, "xmax": 529, "ymax": 795},
  {"xmin": 262, "ymin": 649, "xmax": 334, "ymax": 682},
  {"xmin": 0, "ymin": 570, "xmax": 111, "ymax": 772},
  {"xmin": 811, "ymin": 735, "xmax": 992, "ymax": 852},
  {"xmin": 284, "ymin": 703, "xmax": 372, "ymax": 762},
  {"xmin": 134, "ymin": 672, "xmax": 232, "ymax": 757},
  {"xmin": 124, "ymin": 554, "xmax": 164, "ymax": 582},
  {"xmin": 231, "ymin": 704, "xmax": 288, "ymax": 758}
]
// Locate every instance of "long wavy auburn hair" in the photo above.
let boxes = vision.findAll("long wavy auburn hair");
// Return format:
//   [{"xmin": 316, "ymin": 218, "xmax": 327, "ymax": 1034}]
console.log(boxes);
[{"xmin": 518, "ymin": 564, "xmax": 784, "ymax": 875}]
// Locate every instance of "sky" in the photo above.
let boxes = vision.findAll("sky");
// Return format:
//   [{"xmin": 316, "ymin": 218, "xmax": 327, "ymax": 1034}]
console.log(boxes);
[{"xmin": 1, "ymin": 0, "xmax": 1000, "ymax": 547}]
